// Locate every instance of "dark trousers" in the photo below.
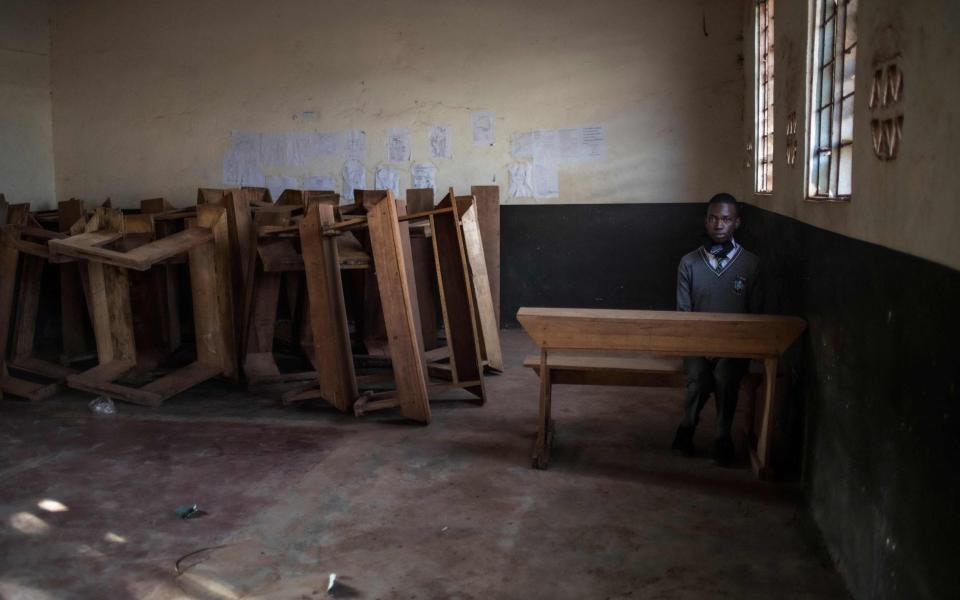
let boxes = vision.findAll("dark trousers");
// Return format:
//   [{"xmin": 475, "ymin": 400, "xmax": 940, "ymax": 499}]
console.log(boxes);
[{"xmin": 681, "ymin": 357, "xmax": 749, "ymax": 440}]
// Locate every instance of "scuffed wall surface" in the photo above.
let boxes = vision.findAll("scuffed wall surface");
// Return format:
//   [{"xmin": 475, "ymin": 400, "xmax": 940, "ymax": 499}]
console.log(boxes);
[
  {"xmin": 50, "ymin": 0, "xmax": 743, "ymax": 207},
  {"xmin": 0, "ymin": 0, "xmax": 55, "ymax": 208},
  {"xmin": 741, "ymin": 0, "xmax": 960, "ymax": 271},
  {"xmin": 741, "ymin": 1, "xmax": 960, "ymax": 596}
]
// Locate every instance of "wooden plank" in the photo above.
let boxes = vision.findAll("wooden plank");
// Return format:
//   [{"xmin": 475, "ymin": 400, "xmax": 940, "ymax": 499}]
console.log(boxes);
[
  {"xmin": 300, "ymin": 203, "xmax": 357, "ymax": 411},
  {"xmin": 406, "ymin": 188, "xmax": 435, "ymax": 213},
  {"xmin": 190, "ymin": 204, "xmax": 237, "ymax": 380},
  {"xmin": 243, "ymin": 262, "xmax": 283, "ymax": 379},
  {"xmin": 233, "ymin": 191, "xmax": 260, "ymax": 363},
  {"xmin": 364, "ymin": 191, "xmax": 431, "ymax": 422},
  {"xmin": 522, "ymin": 352, "xmax": 683, "ymax": 373},
  {"xmin": 8, "ymin": 356, "xmax": 77, "ymax": 379},
  {"xmin": 259, "ymin": 239, "xmax": 304, "ymax": 272},
  {"xmin": 470, "ymin": 186, "xmax": 500, "ymax": 325},
  {"xmin": 50, "ymin": 228, "xmax": 212, "ymax": 271},
  {"xmin": 516, "ymin": 308, "xmax": 807, "ymax": 358},
  {"xmin": 532, "ymin": 349, "xmax": 552, "ymax": 469},
  {"xmin": 11, "ymin": 255, "xmax": 44, "ymax": 361},
  {"xmin": 140, "ymin": 362, "xmax": 221, "ymax": 399},
  {"xmin": 0, "ymin": 374, "xmax": 60, "ymax": 401},
  {"xmin": 57, "ymin": 200, "xmax": 90, "ymax": 363},
  {"xmin": 197, "ymin": 188, "xmax": 225, "ymax": 205},
  {"xmin": 459, "ymin": 203, "xmax": 503, "ymax": 371},
  {"xmin": 410, "ymin": 231, "xmax": 438, "ymax": 350},
  {"xmin": 85, "ymin": 260, "xmax": 136, "ymax": 366},
  {"xmin": 396, "ymin": 199, "xmax": 424, "ymax": 355},
  {"xmin": 70, "ymin": 359, "xmax": 136, "ymax": 384},
  {"xmin": 67, "ymin": 375, "xmax": 163, "ymax": 407},
  {"xmin": 431, "ymin": 193, "xmax": 485, "ymax": 400},
  {"xmin": 336, "ymin": 232, "xmax": 371, "ymax": 269},
  {"xmin": 0, "ymin": 227, "xmax": 22, "ymax": 359}
]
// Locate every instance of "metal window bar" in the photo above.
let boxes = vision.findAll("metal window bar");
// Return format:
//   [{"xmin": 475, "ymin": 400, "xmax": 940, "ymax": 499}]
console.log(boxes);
[
  {"xmin": 810, "ymin": 0, "xmax": 856, "ymax": 198},
  {"xmin": 755, "ymin": 0, "xmax": 774, "ymax": 193}
]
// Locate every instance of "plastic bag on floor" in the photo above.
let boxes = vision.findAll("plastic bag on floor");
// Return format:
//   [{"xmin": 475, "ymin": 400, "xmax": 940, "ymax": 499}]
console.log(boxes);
[{"xmin": 88, "ymin": 396, "xmax": 116, "ymax": 415}]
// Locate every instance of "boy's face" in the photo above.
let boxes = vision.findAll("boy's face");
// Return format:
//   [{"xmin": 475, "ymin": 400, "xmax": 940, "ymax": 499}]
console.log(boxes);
[{"xmin": 704, "ymin": 202, "xmax": 740, "ymax": 244}]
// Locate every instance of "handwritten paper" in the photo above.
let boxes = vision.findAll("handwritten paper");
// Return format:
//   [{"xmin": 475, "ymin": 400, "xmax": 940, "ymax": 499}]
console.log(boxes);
[
  {"xmin": 472, "ymin": 111, "xmax": 495, "ymax": 145},
  {"xmin": 375, "ymin": 165, "xmax": 401, "ymax": 198},
  {"xmin": 533, "ymin": 161, "xmax": 559, "ymax": 199},
  {"xmin": 429, "ymin": 125, "xmax": 452, "ymax": 159},
  {"xmin": 343, "ymin": 130, "xmax": 366, "ymax": 160},
  {"xmin": 508, "ymin": 163, "xmax": 534, "ymax": 198},
  {"xmin": 411, "ymin": 163, "xmax": 436, "ymax": 190},
  {"xmin": 510, "ymin": 125, "xmax": 606, "ymax": 162},
  {"xmin": 387, "ymin": 128, "xmax": 411, "ymax": 162},
  {"xmin": 341, "ymin": 160, "xmax": 365, "ymax": 200}
]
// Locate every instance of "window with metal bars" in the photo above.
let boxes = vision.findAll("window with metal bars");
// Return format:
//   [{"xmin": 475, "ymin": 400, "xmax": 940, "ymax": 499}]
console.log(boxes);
[
  {"xmin": 755, "ymin": 0, "xmax": 774, "ymax": 193},
  {"xmin": 808, "ymin": 0, "xmax": 857, "ymax": 199}
]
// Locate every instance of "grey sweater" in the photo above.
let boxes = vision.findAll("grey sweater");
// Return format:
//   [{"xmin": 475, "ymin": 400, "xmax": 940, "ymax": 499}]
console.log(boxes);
[{"xmin": 676, "ymin": 246, "xmax": 762, "ymax": 313}]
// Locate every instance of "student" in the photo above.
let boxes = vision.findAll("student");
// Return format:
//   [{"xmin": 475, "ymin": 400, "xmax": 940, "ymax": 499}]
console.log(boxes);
[{"xmin": 671, "ymin": 193, "xmax": 762, "ymax": 466}]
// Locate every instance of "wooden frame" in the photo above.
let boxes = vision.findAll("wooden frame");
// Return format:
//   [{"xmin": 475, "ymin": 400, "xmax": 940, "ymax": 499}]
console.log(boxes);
[
  {"xmin": 47, "ymin": 206, "xmax": 237, "ymax": 406},
  {"xmin": 517, "ymin": 307, "xmax": 806, "ymax": 479},
  {"xmin": 0, "ymin": 204, "xmax": 79, "ymax": 400}
]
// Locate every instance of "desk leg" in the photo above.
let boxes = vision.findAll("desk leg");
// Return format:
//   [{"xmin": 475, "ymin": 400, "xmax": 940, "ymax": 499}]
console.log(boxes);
[
  {"xmin": 751, "ymin": 356, "xmax": 777, "ymax": 480},
  {"xmin": 532, "ymin": 349, "xmax": 553, "ymax": 469}
]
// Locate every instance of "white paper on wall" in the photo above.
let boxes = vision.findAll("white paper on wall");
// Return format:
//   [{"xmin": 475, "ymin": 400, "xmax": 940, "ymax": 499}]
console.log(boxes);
[
  {"xmin": 533, "ymin": 160, "xmax": 560, "ymax": 199},
  {"xmin": 508, "ymin": 162, "xmax": 534, "ymax": 198},
  {"xmin": 472, "ymin": 111, "xmax": 495, "ymax": 145},
  {"xmin": 244, "ymin": 170, "xmax": 266, "ymax": 188},
  {"xmin": 288, "ymin": 133, "xmax": 314, "ymax": 167},
  {"xmin": 375, "ymin": 165, "xmax": 401, "ymax": 198},
  {"xmin": 343, "ymin": 130, "xmax": 367, "ymax": 160},
  {"xmin": 342, "ymin": 159, "xmax": 366, "ymax": 200},
  {"xmin": 387, "ymin": 128, "xmax": 411, "ymax": 162},
  {"xmin": 558, "ymin": 128, "xmax": 582, "ymax": 160},
  {"xmin": 224, "ymin": 132, "xmax": 262, "ymax": 185},
  {"xmin": 511, "ymin": 132, "xmax": 535, "ymax": 158},
  {"xmin": 580, "ymin": 125, "xmax": 606, "ymax": 160},
  {"xmin": 222, "ymin": 152, "xmax": 241, "ymax": 185},
  {"xmin": 533, "ymin": 129, "xmax": 559, "ymax": 160},
  {"xmin": 429, "ymin": 125, "xmax": 453, "ymax": 159},
  {"xmin": 510, "ymin": 125, "xmax": 607, "ymax": 163},
  {"xmin": 260, "ymin": 133, "xmax": 290, "ymax": 167},
  {"xmin": 411, "ymin": 163, "xmax": 436, "ymax": 190},
  {"xmin": 304, "ymin": 174, "xmax": 337, "ymax": 191}
]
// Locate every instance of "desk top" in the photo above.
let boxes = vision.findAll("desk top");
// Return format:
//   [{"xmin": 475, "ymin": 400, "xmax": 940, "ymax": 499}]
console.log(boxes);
[{"xmin": 517, "ymin": 307, "xmax": 806, "ymax": 358}]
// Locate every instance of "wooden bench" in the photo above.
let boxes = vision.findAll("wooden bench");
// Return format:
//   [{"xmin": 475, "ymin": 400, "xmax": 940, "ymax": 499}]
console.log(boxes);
[{"xmin": 517, "ymin": 307, "xmax": 807, "ymax": 479}]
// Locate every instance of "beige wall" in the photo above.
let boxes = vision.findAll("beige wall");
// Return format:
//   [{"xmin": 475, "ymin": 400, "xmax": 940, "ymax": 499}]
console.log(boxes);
[
  {"xmin": 50, "ymin": 0, "xmax": 743, "ymax": 208},
  {"xmin": 742, "ymin": 0, "xmax": 960, "ymax": 271},
  {"xmin": 0, "ymin": 0, "xmax": 55, "ymax": 209}
]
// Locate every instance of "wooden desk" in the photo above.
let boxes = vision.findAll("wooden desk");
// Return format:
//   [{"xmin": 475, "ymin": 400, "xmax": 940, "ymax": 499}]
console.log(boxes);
[{"xmin": 517, "ymin": 307, "xmax": 806, "ymax": 479}]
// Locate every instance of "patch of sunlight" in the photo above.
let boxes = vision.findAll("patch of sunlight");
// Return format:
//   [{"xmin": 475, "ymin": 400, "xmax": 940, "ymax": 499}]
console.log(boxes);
[
  {"xmin": 0, "ymin": 580, "xmax": 56, "ymax": 600},
  {"xmin": 37, "ymin": 499, "xmax": 69, "ymax": 513},
  {"xmin": 76, "ymin": 543, "xmax": 105, "ymax": 558},
  {"xmin": 177, "ymin": 573, "xmax": 241, "ymax": 600},
  {"xmin": 104, "ymin": 531, "xmax": 126, "ymax": 543},
  {"xmin": 8, "ymin": 512, "xmax": 50, "ymax": 534}
]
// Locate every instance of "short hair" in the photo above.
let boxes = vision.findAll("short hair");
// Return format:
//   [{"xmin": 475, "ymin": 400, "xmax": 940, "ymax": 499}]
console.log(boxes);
[{"xmin": 707, "ymin": 192, "xmax": 739, "ymax": 216}]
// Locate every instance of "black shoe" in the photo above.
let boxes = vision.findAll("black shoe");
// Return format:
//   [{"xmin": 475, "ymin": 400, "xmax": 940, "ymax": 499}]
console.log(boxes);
[
  {"xmin": 711, "ymin": 436, "xmax": 735, "ymax": 467},
  {"xmin": 671, "ymin": 425, "xmax": 695, "ymax": 457}
]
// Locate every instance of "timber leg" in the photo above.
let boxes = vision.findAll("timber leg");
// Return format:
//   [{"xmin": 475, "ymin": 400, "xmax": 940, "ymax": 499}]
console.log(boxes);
[
  {"xmin": 751, "ymin": 356, "xmax": 778, "ymax": 479},
  {"xmin": 532, "ymin": 349, "xmax": 554, "ymax": 469}
]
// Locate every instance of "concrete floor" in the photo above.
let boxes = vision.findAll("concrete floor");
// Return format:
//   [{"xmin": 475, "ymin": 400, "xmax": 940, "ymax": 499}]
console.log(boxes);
[{"xmin": 0, "ymin": 330, "xmax": 849, "ymax": 599}]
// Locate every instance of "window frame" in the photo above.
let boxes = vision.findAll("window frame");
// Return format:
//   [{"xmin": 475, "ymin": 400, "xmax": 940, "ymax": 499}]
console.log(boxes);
[
  {"xmin": 755, "ymin": 0, "xmax": 775, "ymax": 195},
  {"xmin": 806, "ymin": 0, "xmax": 857, "ymax": 202}
]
